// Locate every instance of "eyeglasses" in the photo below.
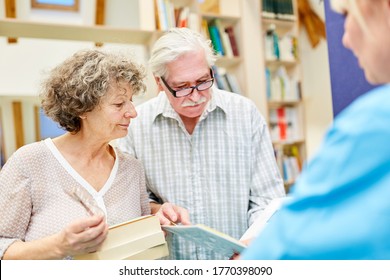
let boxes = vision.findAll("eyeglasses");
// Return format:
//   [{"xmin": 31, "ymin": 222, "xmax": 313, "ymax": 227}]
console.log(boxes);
[{"xmin": 160, "ymin": 69, "xmax": 214, "ymax": 98}]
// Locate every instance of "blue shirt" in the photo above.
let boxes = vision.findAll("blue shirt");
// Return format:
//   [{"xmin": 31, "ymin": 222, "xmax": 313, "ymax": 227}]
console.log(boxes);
[{"xmin": 241, "ymin": 84, "xmax": 390, "ymax": 259}]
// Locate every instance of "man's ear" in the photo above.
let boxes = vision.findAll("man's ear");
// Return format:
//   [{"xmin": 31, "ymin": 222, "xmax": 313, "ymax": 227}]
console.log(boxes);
[{"xmin": 155, "ymin": 76, "xmax": 164, "ymax": 91}]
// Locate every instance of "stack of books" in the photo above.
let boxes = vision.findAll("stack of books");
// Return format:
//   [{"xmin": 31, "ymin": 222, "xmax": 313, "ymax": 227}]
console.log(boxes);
[
  {"xmin": 205, "ymin": 19, "xmax": 239, "ymax": 58},
  {"xmin": 75, "ymin": 215, "xmax": 168, "ymax": 260}
]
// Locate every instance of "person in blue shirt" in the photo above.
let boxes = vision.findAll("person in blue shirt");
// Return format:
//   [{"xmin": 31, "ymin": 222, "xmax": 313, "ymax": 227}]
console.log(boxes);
[{"xmin": 241, "ymin": 0, "xmax": 390, "ymax": 260}]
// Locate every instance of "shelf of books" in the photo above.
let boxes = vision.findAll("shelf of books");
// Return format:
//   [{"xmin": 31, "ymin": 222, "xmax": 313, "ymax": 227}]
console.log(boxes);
[
  {"xmin": 154, "ymin": 0, "xmax": 199, "ymax": 31},
  {"xmin": 199, "ymin": 0, "xmax": 244, "ymax": 95},
  {"xmin": 260, "ymin": 0, "xmax": 306, "ymax": 192},
  {"xmin": 153, "ymin": 0, "xmax": 244, "ymax": 95}
]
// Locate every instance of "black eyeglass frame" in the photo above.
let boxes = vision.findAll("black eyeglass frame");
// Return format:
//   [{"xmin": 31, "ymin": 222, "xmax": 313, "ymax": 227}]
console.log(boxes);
[{"xmin": 160, "ymin": 68, "xmax": 214, "ymax": 98}]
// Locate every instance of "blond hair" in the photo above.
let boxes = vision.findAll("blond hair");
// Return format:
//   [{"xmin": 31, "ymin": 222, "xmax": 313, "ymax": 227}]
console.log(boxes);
[{"xmin": 330, "ymin": 0, "xmax": 370, "ymax": 36}]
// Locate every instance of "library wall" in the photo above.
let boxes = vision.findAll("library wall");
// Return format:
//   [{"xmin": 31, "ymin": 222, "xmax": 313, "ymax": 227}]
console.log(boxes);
[{"xmin": 258, "ymin": 0, "xmax": 333, "ymax": 188}]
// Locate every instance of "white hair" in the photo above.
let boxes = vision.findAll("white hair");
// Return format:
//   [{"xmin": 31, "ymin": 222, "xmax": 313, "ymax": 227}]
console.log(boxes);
[{"xmin": 148, "ymin": 28, "xmax": 217, "ymax": 79}]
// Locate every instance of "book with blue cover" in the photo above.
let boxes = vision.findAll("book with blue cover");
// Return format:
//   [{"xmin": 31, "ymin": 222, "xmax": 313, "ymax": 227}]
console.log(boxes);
[{"xmin": 162, "ymin": 224, "xmax": 246, "ymax": 258}]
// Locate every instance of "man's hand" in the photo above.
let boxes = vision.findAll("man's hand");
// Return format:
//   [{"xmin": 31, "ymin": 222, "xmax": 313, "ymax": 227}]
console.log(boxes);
[{"xmin": 154, "ymin": 202, "xmax": 191, "ymax": 226}]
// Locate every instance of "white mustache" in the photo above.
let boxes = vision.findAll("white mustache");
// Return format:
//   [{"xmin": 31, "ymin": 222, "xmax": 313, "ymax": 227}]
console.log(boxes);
[{"xmin": 181, "ymin": 96, "xmax": 207, "ymax": 107}]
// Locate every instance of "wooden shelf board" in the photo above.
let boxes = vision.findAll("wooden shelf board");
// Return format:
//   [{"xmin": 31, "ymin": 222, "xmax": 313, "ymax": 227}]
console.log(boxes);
[
  {"xmin": 267, "ymin": 100, "xmax": 301, "ymax": 107},
  {"xmin": 262, "ymin": 17, "xmax": 296, "ymax": 26},
  {"xmin": 265, "ymin": 59, "xmax": 298, "ymax": 68},
  {"xmin": 272, "ymin": 139, "xmax": 305, "ymax": 146},
  {"xmin": 201, "ymin": 12, "xmax": 240, "ymax": 23},
  {"xmin": 0, "ymin": 19, "xmax": 155, "ymax": 44},
  {"xmin": 215, "ymin": 56, "xmax": 242, "ymax": 68},
  {"xmin": 261, "ymin": 17, "xmax": 296, "ymax": 35}
]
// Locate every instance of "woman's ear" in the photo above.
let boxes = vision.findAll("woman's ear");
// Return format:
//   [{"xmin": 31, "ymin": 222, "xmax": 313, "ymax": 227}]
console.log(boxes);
[{"xmin": 385, "ymin": 0, "xmax": 390, "ymax": 27}]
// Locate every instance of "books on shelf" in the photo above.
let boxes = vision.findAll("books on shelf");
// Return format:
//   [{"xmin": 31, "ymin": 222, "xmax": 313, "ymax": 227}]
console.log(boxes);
[
  {"xmin": 279, "ymin": 34, "xmax": 297, "ymax": 62},
  {"xmin": 276, "ymin": 0, "xmax": 295, "ymax": 21},
  {"xmin": 154, "ymin": 0, "xmax": 199, "ymax": 31},
  {"xmin": 187, "ymin": 12, "xmax": 200, "ymax": 31},
  {"xmin": 75, "ymin": 215, "xmax": 168, "ymax": 260},
  {"xmin": 282, "ymin": 154, "xmax": 300, "ymax": 184},
  {"xmin": 206, "ymin": 19, "xmax": 239, "ymax": 58},
  {"xmin": 162, "ymin": 224, "xmax": 246, "ymax": 258},
  {"xmin": 201, "ymin": 18, "xmax": 211, "ymax": 39},
  {"xmin": 224, "ymin": 72, "xmax": 242, "ymax": 95},
  {"xmin": 208, "ymin": 20, "xmax": 224, "ymax": 56},
  {"xmin": 177, "ymin": 6, "xmax": 190, "ymax": 28},
  {"xmin": 155, "ymin": 0, "xmax": 168, "ymax": 30},
  {"xmin": 212, "ymin": 65, "xmax": 230, "ymax": 92},
  {"xmin": 274, "ymin": 145, "xmax": 303, "ymax": 185},
  {"xmin": 224, "ymin": 26, "xmax": 239, "ymax": 57},
  {"xmin": 220, "ymin": 28, "xmax": 234, "ymax": 57},
  {"xmin": 213, "ymin": 19, "xmax": 234, "ymax": 58},
  {"xmin": 212, "ymin": 66, "xmax": 242, "ymax": 94},
  {"xmin": 262, "ymin": 0, "xmax": 277, "ymax": 19},
  {"xmin": 266, "ymin": 66, "xmax": 300, "ymax": 102},
  {"xmin": 265, "ymin": 67, "xmax": 272, "ymax": 99},
  {"xmin": 262, "ymin": 0, "xmax": 295, "ymax": 21},
  {"xmin": 261, "ymin": 0, "xmax": 304, "ymax": 190},
  {"xmin": 264, "ymin": 27, "xmax": 297, "ymax": 62},
  {"xmin": 269, "ymin": 106, "xmax": 301, "ymax": 142}
]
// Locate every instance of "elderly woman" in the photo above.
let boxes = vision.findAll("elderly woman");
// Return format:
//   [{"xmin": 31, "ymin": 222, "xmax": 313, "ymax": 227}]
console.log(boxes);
[
  {"xmin": 241, "ymin": 0, "xmax": 390, "ymax": 259},
  {"xmin": 0, "ymin": 49, "xmax": 189, "ymax": 260}
]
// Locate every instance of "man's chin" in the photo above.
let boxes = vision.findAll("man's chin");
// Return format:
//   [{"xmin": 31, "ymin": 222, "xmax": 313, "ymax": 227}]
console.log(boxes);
[{"xmin": 179, "ymin": 109, "xmax": 203, "ymax": 119}]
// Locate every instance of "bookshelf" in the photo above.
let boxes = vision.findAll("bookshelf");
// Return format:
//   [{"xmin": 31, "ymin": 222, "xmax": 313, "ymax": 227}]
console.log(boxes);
[
  {"xmin": 260, "ymin": 0, "xmax": 306, "ymax": 192},
  {"xmin": 198, "ymin": 0, "xmax": 244, "ymax": 95},
  {"xmin": 0, "ymin": 18, "xmax": 156, "ymax": 44}
]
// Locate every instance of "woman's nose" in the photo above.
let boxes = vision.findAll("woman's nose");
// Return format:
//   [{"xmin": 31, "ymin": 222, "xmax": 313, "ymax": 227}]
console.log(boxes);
[{"xmin": 124, "ymin": 102, "xmax": 137, "ymax": 118}]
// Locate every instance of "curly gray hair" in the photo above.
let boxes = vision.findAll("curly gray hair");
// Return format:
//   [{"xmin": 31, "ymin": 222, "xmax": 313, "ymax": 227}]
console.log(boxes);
[{"xmin": 40, "ymin": 49, "xmax": 146, "ymax": 133}]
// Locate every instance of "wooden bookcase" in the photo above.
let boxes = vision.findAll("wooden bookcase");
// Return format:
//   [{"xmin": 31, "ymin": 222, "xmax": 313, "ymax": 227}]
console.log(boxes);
[
  {"xmin": 259, "ymin": 0, "xmax": 306, "ymax": 192},
  {"xmin": 199, "ymin": 0, "xmax": 244, "ymax": 95}
]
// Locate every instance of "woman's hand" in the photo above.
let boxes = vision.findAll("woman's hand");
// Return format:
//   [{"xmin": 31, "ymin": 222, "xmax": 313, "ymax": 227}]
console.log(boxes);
[
  {"xmin": 55, "ymin": 215, "xmax": 108, "ymax": 258},
  {"xmin": 154, "ymin": 202, "xmax": 191, "ymax": 226},
  {"xmin": 2, "ymin": 215, "xmax": 108, "ymax": 260}
]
